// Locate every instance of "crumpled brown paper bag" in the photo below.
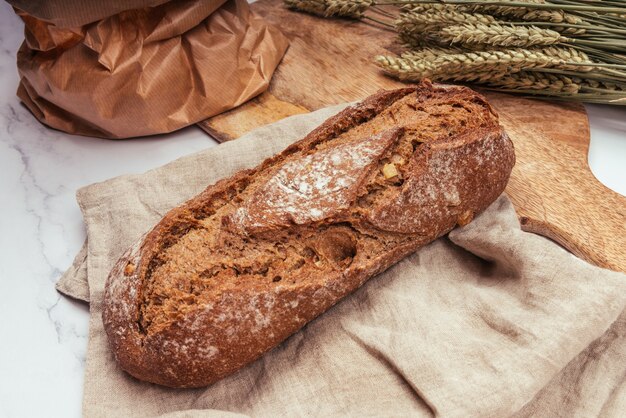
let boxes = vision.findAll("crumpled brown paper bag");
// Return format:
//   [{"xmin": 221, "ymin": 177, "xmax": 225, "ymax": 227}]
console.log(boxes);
[
  {"xmin": 10, "ymin": 0, "xmax": 288, "ymax": 138},
  {"xmin": 56, "ymin": 103, "xmax": 626, "ymax": 417}
]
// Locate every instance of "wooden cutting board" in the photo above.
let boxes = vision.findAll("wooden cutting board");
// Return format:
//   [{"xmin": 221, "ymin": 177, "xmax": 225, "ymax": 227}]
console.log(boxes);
[{"xmin": 198, "ymin": 0, "xmax": 626, "ymax": 272}]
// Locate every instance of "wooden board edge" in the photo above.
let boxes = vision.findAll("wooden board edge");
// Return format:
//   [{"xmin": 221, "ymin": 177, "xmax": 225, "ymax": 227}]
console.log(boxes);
[{"xmin": 196, "ymin": 92, "xmax": 310, "ymax": 143}]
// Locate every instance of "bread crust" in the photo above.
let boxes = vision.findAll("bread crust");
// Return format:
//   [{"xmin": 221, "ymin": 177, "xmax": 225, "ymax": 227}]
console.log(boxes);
[{"xmin": 103, "ymin": 80, "xmax": 515, "ymax": 388}]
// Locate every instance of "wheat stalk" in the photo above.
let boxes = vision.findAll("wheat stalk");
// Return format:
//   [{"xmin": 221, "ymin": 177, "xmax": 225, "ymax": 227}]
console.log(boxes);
[
  {"xmin": 486, "ymin": 70, "xmax": 626, "ymax": 103},
  {"xmin": 493, "ymin": 71, "xmax": 581, "ymax": 93},
  {"xmin": 465, "ymin": 0, "xmax": 579, "ymax": 23},
  {"xmin": 466, "ymin": 0, "xmax": 586, "ymax": 35},
  {"xmin": 285, "ymin": 0, "xmax": 373, "ymax": 18},
  {"xmin": 285, "ymin": 0, "xmax": 626, "ymax": 104},
  {"xmin": 285, "ymin": 0, "xmax": 328, "ymax": 16},
  {"xmin": 431, "ymin": 22, "xmax": 566, "ymax": 48},
  {"xmin": 400, "ymin": 2, "xmax": 589, "ymax": 35},
  {"xmin": 326, "ymin": 0, "xmax": 373, "ymax": 17},
  {"xmin": 382, "ymin": 1, "xmax": 626, "ymax": 15},
  {"xmin": 397, "ymin": 8, "xmax": 498, "ymax": 35},
  {"xmin": 392, "ymin": 5, "xmax": 583, "ymax": 48},
  {"xmin": 375, "ymin": 47, "xmax": 593, "ymax": 83},
  {"xmin": 465, "ymin": 0, "xmax": 546, "ymax": 19},
  {"xmin": 376, "ymin": 54, "xmax": 504, "ymax": 82}
]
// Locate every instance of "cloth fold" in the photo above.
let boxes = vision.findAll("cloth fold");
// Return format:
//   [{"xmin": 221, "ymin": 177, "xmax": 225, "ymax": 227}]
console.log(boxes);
[{"xmin": 57, "ymin": 104, "xmax": 626, "ymax": 417}]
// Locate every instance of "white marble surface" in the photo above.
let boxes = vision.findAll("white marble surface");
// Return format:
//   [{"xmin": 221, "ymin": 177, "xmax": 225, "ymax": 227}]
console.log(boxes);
[{"xmin": 0, "ymin": 2, "xmax": 624, "ymax": 417}]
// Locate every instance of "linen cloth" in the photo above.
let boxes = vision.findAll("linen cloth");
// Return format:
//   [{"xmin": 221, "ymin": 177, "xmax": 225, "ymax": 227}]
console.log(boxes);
[{"xmin": 57, "ymin": 104, "xmax": 626, "ymax": 417}]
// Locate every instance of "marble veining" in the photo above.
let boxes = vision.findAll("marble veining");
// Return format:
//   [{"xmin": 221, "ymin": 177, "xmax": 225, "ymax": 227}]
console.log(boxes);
[{"xmin": 0, "ymin": 2, "xmax": 623, "ymax": 417}]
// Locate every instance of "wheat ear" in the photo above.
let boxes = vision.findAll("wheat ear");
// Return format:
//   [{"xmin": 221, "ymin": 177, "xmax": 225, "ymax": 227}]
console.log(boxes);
[
  {"xmin": 432, "ymin": 23, "xmax": 566, "ymax": 48},
  {"xmin": 375, "ymin": 47, "xmax": 593, "ymax": 82},
  {"xmin": 396, "ymin": 8, "xmax": 498, "ymax": 36},
  {"xmin": 285, "ymin": 0, "xmax": 373, "ymax": 18},
  {"xmin": 492, "ymin": 71, "xmax": 581, "ymax": 93},
  {"xmin": 461, "ymin": 0, "xmax": 585, "ymax": 34}
]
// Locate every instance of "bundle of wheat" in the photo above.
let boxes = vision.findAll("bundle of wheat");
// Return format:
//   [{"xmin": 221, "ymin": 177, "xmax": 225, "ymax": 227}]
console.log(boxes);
[{"xmin": 285, "ymin": 0, "xmax": 626, "ymax": 104}]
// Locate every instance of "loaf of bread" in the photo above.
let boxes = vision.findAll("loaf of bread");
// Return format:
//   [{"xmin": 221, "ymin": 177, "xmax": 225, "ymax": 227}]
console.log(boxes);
[{"xmin": 103, "ymin": 80, "xmax": 515, "ymax": 388}]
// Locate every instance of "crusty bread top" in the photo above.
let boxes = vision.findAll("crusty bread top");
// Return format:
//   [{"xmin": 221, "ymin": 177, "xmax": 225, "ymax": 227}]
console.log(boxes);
[{"xmin": 103, "ymin": 80, "xmax": 515, "ymax": 387}]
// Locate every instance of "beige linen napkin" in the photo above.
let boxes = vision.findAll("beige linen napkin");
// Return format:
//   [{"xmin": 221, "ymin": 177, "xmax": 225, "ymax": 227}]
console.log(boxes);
[{"xmin": 57, "ymin": 105, "xmax": 626, "ymax": 418}]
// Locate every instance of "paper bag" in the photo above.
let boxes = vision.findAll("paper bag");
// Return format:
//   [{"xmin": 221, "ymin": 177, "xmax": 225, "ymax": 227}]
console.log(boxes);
[{"xmin": 10, "ymin": 0, "xmax": 289, "ymax": 138}]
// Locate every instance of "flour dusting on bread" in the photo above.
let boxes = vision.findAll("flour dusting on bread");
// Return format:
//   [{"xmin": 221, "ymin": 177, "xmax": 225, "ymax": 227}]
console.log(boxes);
[{"xmin": 231, "ymin": 128, "xmax": 403, "ymax": 234}]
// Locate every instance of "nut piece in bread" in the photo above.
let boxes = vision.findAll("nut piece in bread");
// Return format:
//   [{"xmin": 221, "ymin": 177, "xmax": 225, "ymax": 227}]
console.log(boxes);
[{"xmin": 103, "ymin": 80, "xmax": 515, "ymax": 388}]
